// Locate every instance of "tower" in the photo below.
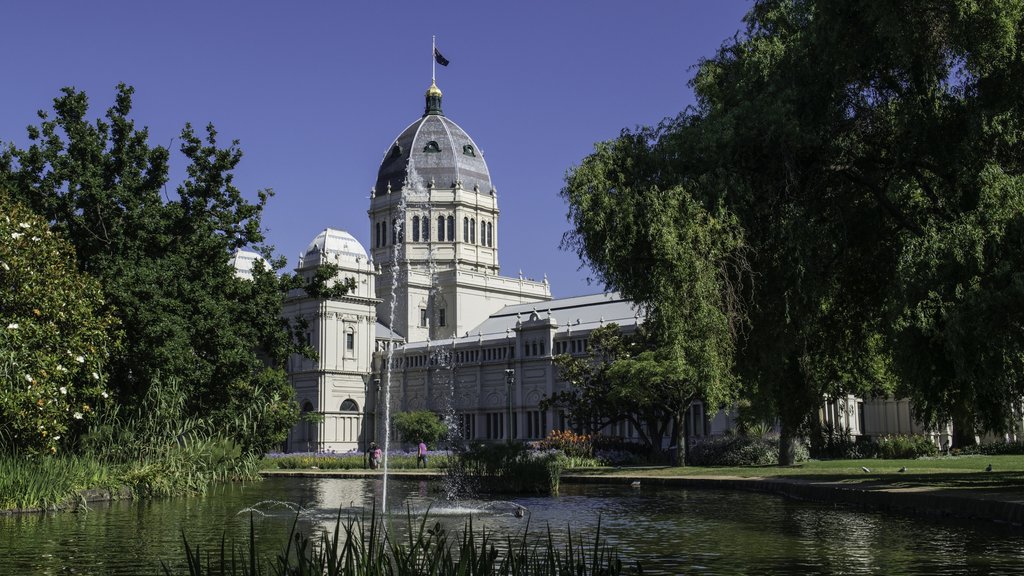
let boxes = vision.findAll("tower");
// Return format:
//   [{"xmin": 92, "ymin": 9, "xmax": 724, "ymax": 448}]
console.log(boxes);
[{"xmin": 368, "ymin": 82, "xmax": 550, "ymax": 342}]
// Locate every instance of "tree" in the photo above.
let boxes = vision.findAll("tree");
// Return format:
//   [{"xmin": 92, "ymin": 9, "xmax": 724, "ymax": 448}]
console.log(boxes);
[
  {"xmin": 393, "ymin": 410, "xmax": 447, "ymax": 447},
  {"xmin": 0, "ymin": 191, "xmax": 119, "ymax": 454},
  {"xmin": 560, "ymin": 122, "xmax": 747, "ymax": 464},
  {"xmin": 564, "ymin": 1, "xmax": 1024, "ymax": 461},
  {"xmin": 0, "ymin": 85, "xmax": 315, "ymax": 454}
]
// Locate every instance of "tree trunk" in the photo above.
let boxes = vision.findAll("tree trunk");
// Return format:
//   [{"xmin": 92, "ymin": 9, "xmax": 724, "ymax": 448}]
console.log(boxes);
[
  {"xmin": 952, "ymin": 411, "xmax": 977, "ymax": 449},
  {"xmin": 778, "ymin": 422, "xmax": 798, "ymax": 466},
  {"xmin": 675, "ymin": 410, "xmax": 688, "ymax": 467}
]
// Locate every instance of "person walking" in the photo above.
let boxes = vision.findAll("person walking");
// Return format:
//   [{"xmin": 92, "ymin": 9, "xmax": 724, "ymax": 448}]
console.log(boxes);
[{"xmin": 417, "ymin": 440, "xmax": 428, "ymax": 468}]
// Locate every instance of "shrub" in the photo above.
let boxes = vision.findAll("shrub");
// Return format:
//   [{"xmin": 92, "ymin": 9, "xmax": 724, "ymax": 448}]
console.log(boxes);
[
  {"xmin": 393, "ymin": 410, "xmax": 448, "ymax": 447},
  {"xmin": 592, "ymin": 435, "xmax": 656, "ymax": 466},
  {"xmin": 449, "ymin": 442, "xmax": 567, "ymax": 495},
  {"xmin": 688, "ymin": 435, "xmax": 809, "ymax": 466},
  {"xmin": 954, "ymin": 441, "xmax": 1024, "ymax": 456},
  {"xmin": 875, "ymin": 435, "xmax": 938, "ymax": 459},
  {"xmin": 537, "ymin": 429, "xmax": 593, "ymax": 459},
  {"xmin": 810, "ymin": 423, "xmax": 874, "ymax": 459}
]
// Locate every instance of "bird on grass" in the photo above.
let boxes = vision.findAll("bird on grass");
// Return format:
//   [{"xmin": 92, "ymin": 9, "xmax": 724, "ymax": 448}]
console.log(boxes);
[
  {"xmin": 861, "ymin": 466, "xmax": 871, "ymax": 473},
  {"xmin": 898, "ymin": 466, "xmax": 907, "ymax": 473},
  {"xmin": 986, "ymin": 463, "xmax": 993, "ymax": 472}
]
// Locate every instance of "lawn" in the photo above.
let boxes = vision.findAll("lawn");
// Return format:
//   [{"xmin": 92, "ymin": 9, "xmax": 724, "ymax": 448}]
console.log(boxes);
[{"xmin": 565, "ymin": 454, "xmax": 1024, "ymax": 493}]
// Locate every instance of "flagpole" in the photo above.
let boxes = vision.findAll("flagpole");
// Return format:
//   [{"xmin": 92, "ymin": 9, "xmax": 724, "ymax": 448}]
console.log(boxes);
[{"xmin": 432, "ymin": 35, "xmax": 436, "ymax": 84}]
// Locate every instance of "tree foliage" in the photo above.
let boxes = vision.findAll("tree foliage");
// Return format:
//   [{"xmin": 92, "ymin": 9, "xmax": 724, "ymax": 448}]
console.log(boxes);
[
  {"xmin": 0, "ymin": 192, "xmax": 119, "ymax": 454},
  {"xmin": 393, "ymin": 410, "xmax": 447, "ymax": 447},
  {"xmin": 561, "ymin": 0, "xmax": 1024, "ymax": 457},
  {"xmin": 0, "ymin": 85, "xmax": 308, "ymax": 454}
]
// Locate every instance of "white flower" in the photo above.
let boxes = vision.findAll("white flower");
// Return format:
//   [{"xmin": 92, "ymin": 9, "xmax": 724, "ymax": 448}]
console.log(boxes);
[
  {"xmin": 53, "ymin": 435, "xmax": 61, "ymax": 441},
  {"xmin": 59, "ymin": 387, "xmax": 67, "ymax": 395},
  {"xmin": 56, "ymin": 364, "xmax": 66, "ymax": 372},
  {"xmin": 92, "ymin": 372, "xmax": 99, "ymax": 380},
  {"xmin": 31, "ymin": 236, "xmax": 40, "ymax": 242},
  {"xmin": 73, "ymin": 412, "xmax": 83, "ymax": 420},
  {"xmin": 101, "ymin": 391, "xmax": 109, "ymax": 399},
  {"xmin": 7, "ymin": 323, "xmax": 18, "ymax": 330},
  {"xmin": 24, "ymin": 374, "xmax": 32, "ymax": 382},
  {"xmin": 75, "ymin": 355, "xmax": 85, "ymax": 363},
  {"xmin": 18, "ymin": 222, "xmax": 30, "ymax": 229},
  {"xmin": 0, "ymin": 261, "xmax": 9, "ymax": 271},
  {"xmin": 11, "ymin": 232, "xmax": 23, "ymax": 239}
]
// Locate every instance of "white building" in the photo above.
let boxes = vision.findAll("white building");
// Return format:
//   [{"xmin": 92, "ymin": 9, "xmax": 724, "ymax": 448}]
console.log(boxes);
[{"xmin": 249, "ymin": 81, "xmax": 1019, "ymax": 454}]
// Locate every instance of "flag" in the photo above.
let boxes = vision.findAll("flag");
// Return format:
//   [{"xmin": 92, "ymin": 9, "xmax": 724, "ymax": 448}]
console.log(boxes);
[{"xmin": 434, "ymin": 47, "xmax": 449, "ymax": 67}]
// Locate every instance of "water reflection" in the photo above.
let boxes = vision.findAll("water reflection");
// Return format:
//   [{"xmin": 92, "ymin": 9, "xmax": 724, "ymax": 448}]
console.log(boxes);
[{"xmin": 0, "ymin": 478, "xmax": 1021, "ymax": 575}]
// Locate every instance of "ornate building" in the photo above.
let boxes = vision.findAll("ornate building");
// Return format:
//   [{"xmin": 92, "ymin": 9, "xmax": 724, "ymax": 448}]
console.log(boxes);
[{"xmin": 232, "ymin": 81, "xmax": 1008, "ymax": 454}]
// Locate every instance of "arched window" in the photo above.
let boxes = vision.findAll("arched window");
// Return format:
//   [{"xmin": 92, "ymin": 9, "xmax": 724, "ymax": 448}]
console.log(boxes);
[
  {"xmin": 374, "ymin": 221, "xmax": 380, "ymax": 247},
  {"xmin": 340, "ymin": 399, "xmax": 359, "ymax": 411},
  {"xmin": 463, "ymin": 217, "xmax": 469, "ymax": 242},
  {"xmin": 447, "ymin": 216, "xmax": 454, "ymax": 240},
  {"xmin": 301, "ymin": 401, "xmax": 314, "ymax": 413},
  {"xmin": 423, "ymin": 140, "xmax": 441, "ymax": 153},
  {"xmin": 422, "ymin": 215, "xmax": 430, "ymax": 242},
  {"xmin": 437, "ymin": 216, "xmax": 446, "ymax": 241},
  {"xmin": 487, "ymin": 222, "xmax": 493, "ymax": 246},
  {"xmin": 412, "ymin": 215, "xmax": 420, "ymax": 242},
  {"xmin": 391, "ymin": 218, "xmax": 397, "ymax": 245},
  {"xmin": 470, "ymin": 219, "xmax": 476, "ymax": 244}
]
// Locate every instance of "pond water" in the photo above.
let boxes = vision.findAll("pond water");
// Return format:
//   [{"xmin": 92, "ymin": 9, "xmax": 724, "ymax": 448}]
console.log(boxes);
[{"xmin": 1, "ymin": 477, "xmax": 1021, "ymax": 575}]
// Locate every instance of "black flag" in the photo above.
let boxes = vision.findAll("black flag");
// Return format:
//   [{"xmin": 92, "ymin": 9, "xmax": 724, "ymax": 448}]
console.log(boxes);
[{"xmin": 434, "ymin": 47, "xmax": 449, "ymax": 67}]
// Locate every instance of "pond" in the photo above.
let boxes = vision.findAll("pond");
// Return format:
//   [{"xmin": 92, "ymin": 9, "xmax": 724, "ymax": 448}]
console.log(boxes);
[{"xmin": 1, "ymin": 476, "xmax": 1021, "ymax": 575}]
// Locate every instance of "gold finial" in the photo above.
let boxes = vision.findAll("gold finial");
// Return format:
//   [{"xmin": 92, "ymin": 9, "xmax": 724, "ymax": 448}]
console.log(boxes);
[{"xmin": 426, "ymin": 81, "xmax": 443, "ymax": 97}]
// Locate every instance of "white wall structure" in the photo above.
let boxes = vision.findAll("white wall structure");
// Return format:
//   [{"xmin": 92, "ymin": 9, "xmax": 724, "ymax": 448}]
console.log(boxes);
[
  {"xmin": 282, "ymin": 228, "xmax": 381, "ymax": 453},
  {"xmin": 269, "ymin": 81, "xmax": 1022, "ymax": 455}
]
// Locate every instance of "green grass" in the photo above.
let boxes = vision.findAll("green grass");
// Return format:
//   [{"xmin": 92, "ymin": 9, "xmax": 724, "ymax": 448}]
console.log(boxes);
[
  {"xmin": 565, "ymin": 454, "xmax": 1024, "ymax": 492},
  {"xmin": 261, "ymin": 453, "xmax": 453, "ymax": 470},
  {"xmin": 0, "ymin": 454, "xmax": 119, "ymax": 510}
]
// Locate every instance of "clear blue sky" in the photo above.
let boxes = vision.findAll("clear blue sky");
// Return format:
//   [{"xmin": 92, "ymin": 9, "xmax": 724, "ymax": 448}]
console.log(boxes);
[{"xmin": 2, "ymin": 1, "xmax": 751, "ymax": 298}]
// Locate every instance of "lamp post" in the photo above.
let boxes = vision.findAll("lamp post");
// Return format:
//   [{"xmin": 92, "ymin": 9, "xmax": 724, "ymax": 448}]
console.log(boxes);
[{"xmin": 504, "ymin": 369, "xmax": 515, "ymax": 443}]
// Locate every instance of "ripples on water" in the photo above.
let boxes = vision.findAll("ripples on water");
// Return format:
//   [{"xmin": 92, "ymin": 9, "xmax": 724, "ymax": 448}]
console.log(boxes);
[{"xmin": 0, "ymin": 477, "xmax": 1021, "ymax": 575}]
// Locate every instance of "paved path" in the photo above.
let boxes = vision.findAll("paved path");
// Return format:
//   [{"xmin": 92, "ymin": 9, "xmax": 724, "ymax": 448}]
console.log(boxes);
[{"xmin": 261, "ymin": 469, "xmax": 1024, "ymax": 527}]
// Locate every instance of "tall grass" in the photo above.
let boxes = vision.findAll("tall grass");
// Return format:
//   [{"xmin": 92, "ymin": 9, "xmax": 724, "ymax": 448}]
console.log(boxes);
[
  {"xmin": 2, "ymin": 380, "xmax": 264, "ymax": 511},
  {"xmin": 167, "ymin": 508, "xmax": 640, "ymax": 575},
  {"xmin": 0, "ymin": 453, "xmax": 118, "ymax": 510}
]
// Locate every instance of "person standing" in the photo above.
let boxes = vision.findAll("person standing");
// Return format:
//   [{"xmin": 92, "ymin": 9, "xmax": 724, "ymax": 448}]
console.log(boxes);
[{"xmin": 417, "ymin": 440, "xmax": 428, "ymax": 468}]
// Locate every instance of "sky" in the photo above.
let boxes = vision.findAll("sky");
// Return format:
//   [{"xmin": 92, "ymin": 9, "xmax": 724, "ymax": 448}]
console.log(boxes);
[{"xmin": 2, "ymin": 1, "xmax": 752, "ymax": 298}]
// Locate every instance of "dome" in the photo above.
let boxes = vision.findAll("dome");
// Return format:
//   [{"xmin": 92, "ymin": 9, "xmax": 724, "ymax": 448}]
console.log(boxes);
[
  {"xmin": 375, "ymin": 83, "xmax": 493, "ymax": 195},
  {"xmin": 229, "ymin": 249, "xmax": 268, "ymax": 280},
  {"xmin": 300, "ymin": 228, "xmax": 368, "ymax": 267}
]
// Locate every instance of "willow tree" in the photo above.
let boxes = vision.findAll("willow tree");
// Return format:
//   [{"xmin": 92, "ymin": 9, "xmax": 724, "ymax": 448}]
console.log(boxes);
[
  {"xmin": 563, "ymin": 0, "xmax": 1024, "ymax": 459},
  {"xmin": 561, "ymin": 126, "xmax": 746, "ymax": 465}
]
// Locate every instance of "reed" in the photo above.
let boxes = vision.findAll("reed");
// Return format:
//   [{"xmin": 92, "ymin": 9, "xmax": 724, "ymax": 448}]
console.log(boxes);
[
  {"xmin": 166, "ymin": 508, "xmax": 641, "ymax": 575},
  {"xmin": 0, "ymin": 453, "xmax": 116, "ymax": 510}
]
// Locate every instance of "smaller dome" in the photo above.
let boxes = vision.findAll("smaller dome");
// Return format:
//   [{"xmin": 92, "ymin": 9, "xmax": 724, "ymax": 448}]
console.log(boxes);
[
  {"xmin": 426, "ymin": 82, "xmax": 442, "ymax": 98},
  {"xmin": 300, "ymin": 228, "xmax": 367, "ymax": 268},
  {"xmin": 229, "ymin": 249, "xmax": 268, "ymax": 281}
]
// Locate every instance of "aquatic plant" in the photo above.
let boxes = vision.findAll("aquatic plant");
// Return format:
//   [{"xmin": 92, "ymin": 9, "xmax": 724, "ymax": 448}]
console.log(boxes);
[{"xmin": 168, "ymin": 508, "xmax": 640, "ymax": 575}]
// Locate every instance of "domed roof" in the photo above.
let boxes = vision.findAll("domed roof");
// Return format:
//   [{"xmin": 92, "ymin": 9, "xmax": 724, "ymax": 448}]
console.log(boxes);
[
  {"xmin": 228, "ymin": 249, "xmax": 268, "ymax": 280},
  {"xmin": 299, "ymin": 228, "xmax": 367, "ymax": 267},
  {"xmin": 375, "ymin": 83, "xmax": 493, "ymax": 195}
]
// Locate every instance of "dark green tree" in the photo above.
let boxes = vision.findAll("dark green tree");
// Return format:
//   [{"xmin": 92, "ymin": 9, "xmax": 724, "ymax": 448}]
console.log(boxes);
[
  {"xmin": 562, "ymin": 0, "xmax": 1024, "ymax": 459},
  {"xmin": 0, "ymin": 85, "xmax": 319, "ymax": 453},
  {"xmin": 393, "ymin": 410, "xmax": 447, "ymax": 447}
]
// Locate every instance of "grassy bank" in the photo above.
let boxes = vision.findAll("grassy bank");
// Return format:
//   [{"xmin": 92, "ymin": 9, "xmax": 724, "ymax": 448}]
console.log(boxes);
[
  {"xmin": 1, "ymin": 448, "xmax": 261, "ymax": 512},
  {"xmin": 565, "ymin": 454, "xmax": 1024, "ymax": 491}
]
